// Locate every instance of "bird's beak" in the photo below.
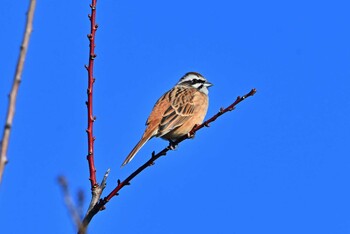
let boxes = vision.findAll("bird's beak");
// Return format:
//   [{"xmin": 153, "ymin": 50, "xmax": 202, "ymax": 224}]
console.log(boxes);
[{"xmin": 205, "ymin": 81, "xmax": 213, "ymax": 87}]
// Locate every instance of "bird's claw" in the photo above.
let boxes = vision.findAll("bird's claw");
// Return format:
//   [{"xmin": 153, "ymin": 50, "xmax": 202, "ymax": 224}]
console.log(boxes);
[
  {"xmin": 168, "ymin": 141, "xmax": 178, "ymax": 150},
  {"xmin": 187, "ymin": 132, "xmax": 195, "ymax": 139}
]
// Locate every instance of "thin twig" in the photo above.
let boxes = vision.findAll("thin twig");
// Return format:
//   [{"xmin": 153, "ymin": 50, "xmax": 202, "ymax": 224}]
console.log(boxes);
[
  {"xmin": 79, "ymin": 88, "xmax": 257, "ymax": 232},
  {"xmin": 77, "ymin": 189, "xmax": 86, "ymax": 219},
  {"xmin": 85, "ymin": 0, "xmax": 99, "ymax": 189},
  {"xmin": 58, "ymin": 176, "xmax": 82, "ymax": 230},
  {"xmin": 79, "ymin": 1, "xmax": 104, "ymax": 233},
  {"xmin": 0, "ymin": 0, "xmax": 37, "ymax": 184}
]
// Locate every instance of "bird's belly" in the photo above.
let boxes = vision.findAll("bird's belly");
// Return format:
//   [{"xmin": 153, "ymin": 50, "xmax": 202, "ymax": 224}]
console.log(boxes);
[
  {"xmin": 159, "ymin": 91, "xmax": 209, "ymax": 142},
  {"xmin": 160, "ymin": 111, "xmax": 206, "ymax": 141}
]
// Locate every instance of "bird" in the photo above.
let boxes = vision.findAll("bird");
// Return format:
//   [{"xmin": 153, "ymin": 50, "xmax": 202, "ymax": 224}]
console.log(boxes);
[{"xmin": 121, "ymin": 72, "xmax": 213, "ymax": 166}]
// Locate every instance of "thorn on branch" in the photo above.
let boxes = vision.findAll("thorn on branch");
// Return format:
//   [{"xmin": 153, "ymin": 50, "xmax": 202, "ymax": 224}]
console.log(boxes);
[
  {"xmin": 117, "ymin": 179, "xmax": 121, "ymax": 185},
  {"xmin": 204, "ymin": 122, "xmax": 210, "ymax": 127},
  {"xmin": 88, "ymin": 14, "xmax": 91, "ymax": 19},
  {"xmin": 90, "ymin": 4, "xmax": 96, "ymax": 10},
  {"xmin": 85, "ymin": 101, "xmax": 88, "ymax": 106},
  {"xmin": 90, "ymin": 54, "xmax": 97, "ymax": 60},
  {"xmin": 95, "ymin": 24, "xmax": 99, "ymax": 29},
  {"xmin": 84, "ymin": 64, "xmax": 88, "ymax": 70},
  {"xmin": 219, "ymin": 107, "xmax": 224, "ymax": 113},
  {"xmin": 4, "ymin": 124, "xmax": 11, "ymax": 130},
  {"xmin": 87, "ymin": 34, "xmax": 93, "ymax": 39}
]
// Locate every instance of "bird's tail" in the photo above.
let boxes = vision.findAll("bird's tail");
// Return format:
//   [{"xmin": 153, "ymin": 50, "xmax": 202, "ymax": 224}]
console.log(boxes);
[{"xmin": 121, "ymin": 131, "xmax": 154, "ymax": 166}]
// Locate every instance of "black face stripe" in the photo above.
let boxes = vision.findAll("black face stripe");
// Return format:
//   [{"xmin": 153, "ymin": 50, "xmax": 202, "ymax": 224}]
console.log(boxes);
[
  {"xmin": 193, "ymin": 79, "xmax": 205, "ymax": 84},
  {"xmin": 197, "ymin": 84, "xmax": 204, "ymax": 90},
  {"xmin": 181, "ymin": 78, "xmax": 205, "ymax": 85}
]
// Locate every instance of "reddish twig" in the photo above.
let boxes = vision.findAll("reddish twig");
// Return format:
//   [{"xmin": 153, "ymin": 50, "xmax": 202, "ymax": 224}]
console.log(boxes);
[
  {"xmin": 79, "ymin": 1, "xmax": 110, "ymax": 233},
  {"xmin": 85, "ymin": 0, "xmax": 98, "ymax": 189},
  {"xmin": 79, "ymin": 88, "xmax": 257, "ymax": 232},
  {"xmin": 0, "ymin": 0, "xmax": 36, "ymax": 184},
  {"xmin": 81, "ymin": 1, "xmax": 110, "ymax": 233}
]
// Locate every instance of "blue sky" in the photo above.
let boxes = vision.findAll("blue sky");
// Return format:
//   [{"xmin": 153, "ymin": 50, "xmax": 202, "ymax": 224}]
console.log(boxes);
[{"xmin": 1, "ymin": 1, "xmax": 350, "ymax": 233}]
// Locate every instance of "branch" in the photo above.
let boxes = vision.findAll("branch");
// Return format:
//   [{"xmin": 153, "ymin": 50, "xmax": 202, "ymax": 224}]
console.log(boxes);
[
  {"xmin": 79, "ymin": 88, "xmax": 257, "ymax": 232},
  {"xmin": 85, "ymin": 0, "xmax": 98, "ymax": 190},
  {"xmin": 79, "ymin": 1, "xmax": 110, "ymax": 233},
  {"xmin": 80, "ymin": 2, "xmax": 107, "ymax": 233},
  {"xmin": 0, "ymin": 0, "xmax": 36, "ymax": 184},
  {"xmin": 58, "ymin": 176, "xmax": 83, "ymax": 231}
]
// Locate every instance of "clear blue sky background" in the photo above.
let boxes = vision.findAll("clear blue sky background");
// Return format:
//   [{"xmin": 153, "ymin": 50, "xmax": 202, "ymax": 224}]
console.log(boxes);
[{"xmin": 1, "ymin": 1, "xmax": 349, "ymax": 233}]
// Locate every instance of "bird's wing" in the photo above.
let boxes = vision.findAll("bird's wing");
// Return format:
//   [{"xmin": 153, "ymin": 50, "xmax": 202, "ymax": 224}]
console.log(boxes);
[{"xmin": 147, "ymin": 87, "xmax": 196, "ymax": 137}]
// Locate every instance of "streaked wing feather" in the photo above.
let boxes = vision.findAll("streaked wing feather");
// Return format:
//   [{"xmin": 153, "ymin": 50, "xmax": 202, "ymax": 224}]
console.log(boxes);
[{"xmin": 157, "ymin": 87, "xmax": 196, "ymax": 136}]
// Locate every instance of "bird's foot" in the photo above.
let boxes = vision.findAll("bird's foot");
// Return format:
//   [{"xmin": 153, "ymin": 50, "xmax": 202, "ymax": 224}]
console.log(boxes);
[
  {"xmin": 168, "ymin": 141, "xmax": 178, "ymax": 150},
  {"xmin": 187, "ymin": 131, "xmax": 196, "ymax": 139}
]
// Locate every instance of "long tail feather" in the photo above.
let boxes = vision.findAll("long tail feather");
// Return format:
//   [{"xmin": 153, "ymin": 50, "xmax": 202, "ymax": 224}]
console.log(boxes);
[{"xmin": 121, "ymin": 131, "xmax": 154, "ymax": 166}]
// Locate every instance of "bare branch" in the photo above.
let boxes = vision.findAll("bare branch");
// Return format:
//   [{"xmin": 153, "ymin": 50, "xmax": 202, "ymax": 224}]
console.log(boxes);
[
  {"xmin": 0, "ymin": 0, "xmax": 37, "ymax": 184},
  {"xmin": 58, "ymin": 176, "xmax": 82, "ymax": 230},
  {"xmin": 79, "ymin": 88, "xmax": 257, "ymax": 232},
  {"xmin": 79, "ymin": 1, "xmax": 105, "ymax": 233},
  {"xmin": 77, "ymin": 189, "xmax": 85, "ymax": 219},
  {"xmin": 78, "ymin": 1, "xmax": 105, "ymax": 233},
  {"xmin": 85, "ymin": 0, "xmax": 98, "ymax": 189}
]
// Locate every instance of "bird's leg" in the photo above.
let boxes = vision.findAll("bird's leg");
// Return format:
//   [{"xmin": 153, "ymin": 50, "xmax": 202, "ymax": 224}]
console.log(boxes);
[
  {"xmin": 187, "ymin": 131, "xmax": 196, "ymax": 139},
  {"xmin": 168, "ymin": 141, "xmax": 178, "ymax": 150},
  {"xmin": 187, "ymin": 124, "xmax": 198, "ymax": 139}
]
